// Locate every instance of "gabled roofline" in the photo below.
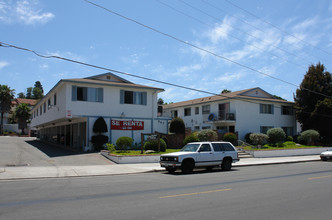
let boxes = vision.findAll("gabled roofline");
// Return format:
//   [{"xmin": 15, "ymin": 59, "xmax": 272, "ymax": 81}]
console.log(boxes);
[
  {"xmin": 85, "ymin": 72, "xmax": 133, "ymax": 84},
  {"xmin": 163, "ymin": 87, "xmax": 293, "ymax": 109}
]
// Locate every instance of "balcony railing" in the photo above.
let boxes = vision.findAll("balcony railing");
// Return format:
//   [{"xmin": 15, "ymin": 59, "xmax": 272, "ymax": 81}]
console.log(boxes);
[{"xmin": 218, "ymin": 112, "xmax": 236, "ymax": 121}]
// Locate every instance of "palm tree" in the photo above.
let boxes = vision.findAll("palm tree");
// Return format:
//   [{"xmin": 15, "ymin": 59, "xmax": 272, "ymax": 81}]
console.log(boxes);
[
  {"xmin": 0, "ymin": 85, "xmax": 15, "ymax": 135},
  {"xmin": 15, "ymin": 103, "xmax": 31, "ymax": 135}
]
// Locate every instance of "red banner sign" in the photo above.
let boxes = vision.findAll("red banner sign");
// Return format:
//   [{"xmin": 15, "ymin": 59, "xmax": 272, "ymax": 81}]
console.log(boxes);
[{"xmin": 111, "ymin": 120, "xmax": 144, "ymax": 130}]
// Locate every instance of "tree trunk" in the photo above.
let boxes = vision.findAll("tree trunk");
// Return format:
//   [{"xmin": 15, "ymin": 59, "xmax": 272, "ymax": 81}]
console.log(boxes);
[{"xmin": 0, "ymin": 112, "xmax": 3, "ymax": 135}]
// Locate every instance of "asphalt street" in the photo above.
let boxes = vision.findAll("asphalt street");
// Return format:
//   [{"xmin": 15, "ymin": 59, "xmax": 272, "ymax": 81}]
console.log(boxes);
[{"xmin": 0, "ymin": 162, "xmax": 331, "ymax": 220}]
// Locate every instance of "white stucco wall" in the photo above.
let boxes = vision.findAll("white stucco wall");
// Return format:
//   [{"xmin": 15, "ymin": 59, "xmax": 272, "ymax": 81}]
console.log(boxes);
[
  {"xmin": 164, "ymin": 99, "xmax": 296, "ymax": 141},
  {"xmin": 31, "ymin": 80, "xmax": 169, "ymax": 148}
]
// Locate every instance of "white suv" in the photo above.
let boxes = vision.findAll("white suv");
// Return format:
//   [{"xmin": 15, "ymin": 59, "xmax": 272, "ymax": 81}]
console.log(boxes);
[{"xmin": 160, "ymin": 142, "xmax": 240, "ymax": 173}]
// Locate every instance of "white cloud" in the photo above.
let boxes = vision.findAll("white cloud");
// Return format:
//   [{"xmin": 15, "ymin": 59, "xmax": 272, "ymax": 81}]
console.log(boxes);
[
  {"xmin": 207, "ymin": 16, "xmax": 234, "ymax": 44},
  {"xmin": 172, "ymin": 64, "xmax": 202, "ymax": 77},
  {"xmin": 215, "ymin": 72, "xmax": 244, "ymax": 84},
  {"xmin": 39, "ymin": 64, "xmax": 48, "ymax": 69},
  {"xmin": 48, "ymin": 51, "xmax": 86, "ymax": 63},
  {"xmin": 0, "ymin": 0, "xmax": 54, "ymax": 25},
  {"xmin": 0, "ymin": 61, "xmax": 9, "ymax": 69}
]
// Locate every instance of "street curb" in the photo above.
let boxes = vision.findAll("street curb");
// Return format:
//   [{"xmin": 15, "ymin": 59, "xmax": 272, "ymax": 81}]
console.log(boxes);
[{"xmin": 0, "ymin": 159, "xmax": 322, "ymax": 181}]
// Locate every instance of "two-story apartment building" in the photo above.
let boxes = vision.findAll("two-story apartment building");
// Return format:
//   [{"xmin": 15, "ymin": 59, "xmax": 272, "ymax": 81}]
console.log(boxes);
[
  {"xmin": 163, "ymin": 88, "xmax": 297, "ymax": 140},
  {"xmin": 30, "ymin": 73, "xmax": 169, "ymax": 151}
]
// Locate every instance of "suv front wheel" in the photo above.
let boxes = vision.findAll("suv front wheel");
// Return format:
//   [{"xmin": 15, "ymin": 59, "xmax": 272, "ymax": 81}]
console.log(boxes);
[
  {"xmin": 221, "ymin": 158, "xmax": 232, "ymax": 171},
  {"xmin": 181, "ymin": 160, "xmax": 194, "ymax": 174}
]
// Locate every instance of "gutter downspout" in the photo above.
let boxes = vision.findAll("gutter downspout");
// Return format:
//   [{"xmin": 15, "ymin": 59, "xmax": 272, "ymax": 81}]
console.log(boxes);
[{"xmin": 151, "ymin": 90, "xmax": 157, "ymax": 133}]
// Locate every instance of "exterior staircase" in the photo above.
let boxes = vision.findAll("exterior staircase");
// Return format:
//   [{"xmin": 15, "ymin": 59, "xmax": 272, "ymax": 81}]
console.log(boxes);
[{"xmin": 237, "ymin": 150, "xmax": 254, "ymax": 158}]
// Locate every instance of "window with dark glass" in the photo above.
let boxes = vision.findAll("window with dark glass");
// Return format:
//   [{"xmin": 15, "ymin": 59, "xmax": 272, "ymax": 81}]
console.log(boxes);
[
  {"xmin": 260, "ymin": 104, "xmax": 274, "ymax": 114},
  {"xmin": 184, "ymin": 108, "xmax": 191, "ymax": 116},
  {"xmin": 54, "ymin": 94, "xmax": 57, "ymax": 106},
  {"xmin": 282, "ymin": 106, "xmax": 293, "ymax": 115},
  {"xmin": 202, "ymin": 105, "xmax": 210, "ymax": 114},
  {"xmin": 124, "ymin": 91, "xmax": 134, "ymax": 104},
  {"xmin": 120, "ymin": 90, "xmax": 147, "ymax": 105},
  {"xmin": 72, "ymin": 86, "xmax": 103, "ymax": 102},
  {"xmin": 195, "ymin": 107, "xmax": 199, "ymax": 115}
]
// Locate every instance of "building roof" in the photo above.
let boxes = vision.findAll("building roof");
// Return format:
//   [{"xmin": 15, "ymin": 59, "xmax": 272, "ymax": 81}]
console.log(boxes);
[
  {"xmin": 62, "ymin": 78, "xmax": 164, "ymax": 91},
  {"xmin": 31, "ymin": 73, "xmax": 164, "ymax": 111},
  {"xmin": 13, "ymin": 98, "xmax": 38, "ymax": 106},
  {"xmin": 163, "ymin": 87, "xmax": 293, "ymax": 109}
]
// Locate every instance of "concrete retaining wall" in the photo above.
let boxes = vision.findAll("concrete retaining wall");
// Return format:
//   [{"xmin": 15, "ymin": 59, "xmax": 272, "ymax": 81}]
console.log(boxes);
[
  {"xmin": 101, "ymin": 151, "xmax": 160, "ymax": 164},
  {"xmin": 247, "ymin": 147, "xmax": 330, "ymax": 158}
]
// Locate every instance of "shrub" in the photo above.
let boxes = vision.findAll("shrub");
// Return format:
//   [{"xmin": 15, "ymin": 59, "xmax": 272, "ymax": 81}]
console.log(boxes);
[
  {"xmin": 245, "ymin": 132, "xmax": 252, "ymax": 144},
  {"xmin": 297, "ymin": 130, "xmax": 320, "ymax": 145},
  {"xmin": 91, "ymin": 135, "xmax": 109, "ymax": 151},
  {"xmin": 223, "ymin": 132, "xmax": 237, "ymax": 143},
  {"xmin": 116, "ymin": 136, "xmax": 133, "ymax": 150},
  {"xmin": 286, "ymin": 136, "xmax": 293, "ymax": 142},
  {"xmin": 183, "ymin": 132, "xmax": 199, "ymax": 146},
  {"xmin": 197, "ymin": 129, "xmax": 218, "ymax": 141},
  {"xmin": 144, "ymin": 139, "xmax": 167, "ymax": 152},
  {"xmin": 169, "ymin": 117, "xmax": 185, "ymax": 134},
  {"xmin": 250, "ymin": 133, "xmax": 268, "ymax": 145},
  {"xmin": 93, "ymin": 117, "xmax": 108, "ymax": 133},
  {"xmin": 106, "ymin": 143, "xmax": 116, "ymax": 152},
  {"xmin": 267, "ymin": 128, "xmax": 286, "ymax": 145}
]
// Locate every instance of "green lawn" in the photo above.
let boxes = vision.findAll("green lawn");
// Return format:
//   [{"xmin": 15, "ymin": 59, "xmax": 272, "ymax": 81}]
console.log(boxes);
[
  {"xmin": 240, "ymin": 141, "xmax": 323, "ymax": 151},
  {"xmin": 109, "ymin": 149, "xmax": 180, "ymax": 156}
]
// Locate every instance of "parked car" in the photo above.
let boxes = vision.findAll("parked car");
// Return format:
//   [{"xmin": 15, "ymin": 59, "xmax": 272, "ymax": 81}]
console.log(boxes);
[
  {"xmin": 320, "ymin": 148, "xmax": 332, "ymax": 161},
  {"xmin": 160, "ymin": 142, "xmax": 239, "ymax": 173}
]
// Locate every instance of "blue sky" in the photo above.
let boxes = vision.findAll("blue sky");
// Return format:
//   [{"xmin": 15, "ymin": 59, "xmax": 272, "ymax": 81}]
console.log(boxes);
[{"xmin": 1, "ymin": 0, "xmax": 332, "ymax": 103}]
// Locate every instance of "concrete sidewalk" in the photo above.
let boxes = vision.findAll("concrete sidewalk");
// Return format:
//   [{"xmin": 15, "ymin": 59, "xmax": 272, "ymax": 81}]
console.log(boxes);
[{"xmin": 0, "ymin": 155, "xmax": 321, "ymax": 180}]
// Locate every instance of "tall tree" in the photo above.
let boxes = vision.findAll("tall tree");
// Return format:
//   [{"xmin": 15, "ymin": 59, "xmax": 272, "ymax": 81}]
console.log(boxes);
[
  {"xmin": 26, "ymin": 87, "xmax": 33, "ymax": 99},
  {"xmin": 32, "ymin": 87, "xmax": 43, "ymax": 100},
  {"xmin": 34, "ymin": 81, "xmax": 44, "ymax": 94},
  {"xmin": 157, "ymin": 98, "xmax": 164, "ymax": 105},
  {"xmin": 15, "ymin": 103, "xmax": 31, "ymax": 135},
  {"xmin": 17, "ymin": 92, "xmax": 25, "ymax": 98},
  {"xmin": 221, "ymin": 89, "xmax": 232, "ymax": 94},
  {"xmin": 294, "ymin": 63, "xmax": 332, "ymax": 142},
  {"xmin": 0, "ymin": 85, "xmax": 15, "ymax": 134},
  {"xmin": 32, "ymin": 81, "xmax": 44, "ymax": 99}
]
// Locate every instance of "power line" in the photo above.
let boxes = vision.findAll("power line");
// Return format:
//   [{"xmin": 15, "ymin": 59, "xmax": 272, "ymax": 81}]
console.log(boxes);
[
  {"xmin": 223, "ymin": 0, "xmax": 332, "ymax": 58},
  {"xmin": 84, "ymin": 0, "xmax": 332, "ymax": 99},
  {"xmin": 156, "ymin": 0, "xmax": 306, "ymax": 70},
  {"xmin": 177, "ymin": 0, "xmax": 317, "ymax": 66},
  {"xmin": 1, "ymin": 41, "xmax": 331, "ymax": 118}
]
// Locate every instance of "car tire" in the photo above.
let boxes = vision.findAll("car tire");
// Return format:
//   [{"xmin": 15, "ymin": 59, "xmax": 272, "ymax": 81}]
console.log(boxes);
[
  {"xmin": 181, "ymin": 160, "xmax": 194, "ymax": 174},
  {"xmin": 221, "ymin": 158, "xmax": 232, "ymax": 171},
  {"xmin": 166, "ymin": 167, "xmax": 176, "ymax": 173}
]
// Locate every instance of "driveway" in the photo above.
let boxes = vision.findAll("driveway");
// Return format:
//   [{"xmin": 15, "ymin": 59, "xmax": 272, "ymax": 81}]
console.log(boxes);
[{"xmin": 0, "ymin": 136, "xmax": 113, "ymax": 167}]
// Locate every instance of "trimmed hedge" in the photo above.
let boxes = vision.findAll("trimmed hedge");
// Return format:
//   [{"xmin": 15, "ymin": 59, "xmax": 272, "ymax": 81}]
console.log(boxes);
[
  {"xmin": 250, "ymin": 133, "xmax": 268, "ymax": 145},
  {"xmin": 183, "ymin": 132, "xmax": 199, "ymax": 146},
  {"xmin": 169, "ymin": 117, "xmax": 185, "ymax": 134},
  {"xmin": 116, "ymin": 136, "xmax": 133, "ymax": 150},
  {"xmin": 267, "ymin": 128, "xmax": 286, "ymax": 145},
  {"xmin": 297, "ymin": 130, "xmax": 320, "ymax": 145},
  {"xmin": 197, "ymin": 129, "xmax": 218, "ymax": 141},
  {"xmin": 91, "ymin": 135, "xmax": 109, "ymax": 151},
  {"xmin": 223, "ymin": 132, "xmax": 237, "ymax": 142},
  {"xmin": 144, "ymin": 139, "xmax": 167, "ymax": 152}
]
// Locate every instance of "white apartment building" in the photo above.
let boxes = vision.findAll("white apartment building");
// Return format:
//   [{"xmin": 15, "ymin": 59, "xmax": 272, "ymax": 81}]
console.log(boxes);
[
  {"xmin": 30, "ymin": 73, "xmax": 169, "ymax": 151},
  {"xmin": 163, "ymin": 88, "xmax": 297, "ymax": 140}
]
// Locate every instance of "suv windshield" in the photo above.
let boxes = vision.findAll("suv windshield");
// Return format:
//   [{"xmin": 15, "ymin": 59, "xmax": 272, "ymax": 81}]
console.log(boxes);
[{"xmin": 180, "ymin": 144, "xmax": 200, "ymax": 152}]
